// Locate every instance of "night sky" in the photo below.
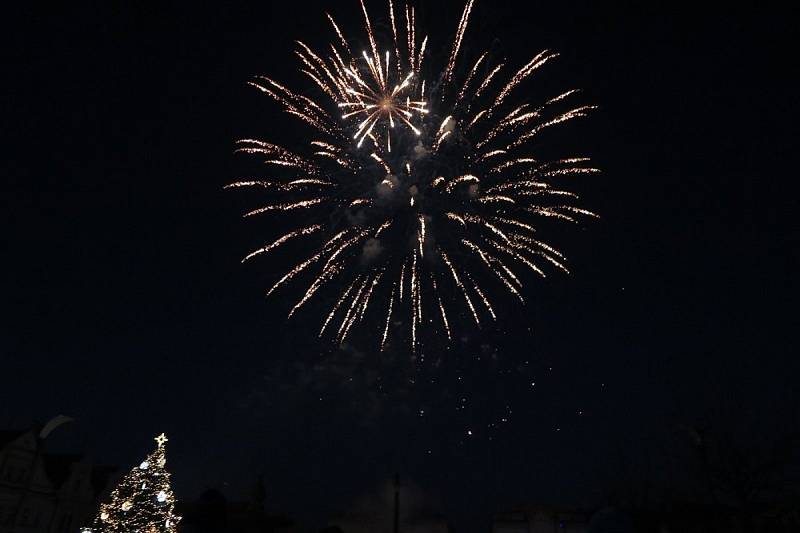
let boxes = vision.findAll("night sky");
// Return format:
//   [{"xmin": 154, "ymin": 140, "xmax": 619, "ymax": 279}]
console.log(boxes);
[{"xmin": 4, "ymin": 1, "xmax": 798, "ymax": 532}]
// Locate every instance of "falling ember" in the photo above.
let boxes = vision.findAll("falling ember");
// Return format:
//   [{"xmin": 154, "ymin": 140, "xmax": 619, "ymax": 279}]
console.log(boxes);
[{"xmin": 230, "ymin": 0, "xmax": 600, "ymax": 350}]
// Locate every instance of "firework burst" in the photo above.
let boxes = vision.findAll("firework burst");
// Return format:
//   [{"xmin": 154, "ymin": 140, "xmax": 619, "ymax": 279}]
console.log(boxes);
[{"xmin": 229, "ymin": 0, "xmax": 599, "ymax": 351}]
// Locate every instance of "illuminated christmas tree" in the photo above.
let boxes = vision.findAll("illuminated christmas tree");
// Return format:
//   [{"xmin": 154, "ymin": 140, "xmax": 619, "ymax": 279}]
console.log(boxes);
[{"xmin": 85, "ymin": 434, "xmax": 180, "ymax": 533}]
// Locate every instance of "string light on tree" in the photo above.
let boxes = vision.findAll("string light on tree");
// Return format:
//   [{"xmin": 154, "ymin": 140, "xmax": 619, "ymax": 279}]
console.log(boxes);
[{"xmin": 83, "ymin": 434, "xmax": 180, "ymax": 533}]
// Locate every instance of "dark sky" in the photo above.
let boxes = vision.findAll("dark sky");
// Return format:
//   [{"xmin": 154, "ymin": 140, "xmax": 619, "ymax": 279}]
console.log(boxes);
[{"xmin": 3, "ymin": 1, "xmax": 798, "ymax": 532}]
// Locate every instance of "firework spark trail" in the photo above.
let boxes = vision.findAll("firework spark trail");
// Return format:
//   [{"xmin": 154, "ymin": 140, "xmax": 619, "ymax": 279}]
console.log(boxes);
[
  {"xmin": 431, "ymin": 277, "xmax": 452, "ymax": 341},
  {"xmin": 323, "ymin": 231, "xmax": 371, "ymax": 272},
  {"xmin": 358, "ymin": 272, "xmax": 383, "ymax": 322},
  {"xmin": 247, "ymin": 80, "xmax": 340, "ymax": 137},
  {"xmin": 388, "ymin": 0, "xmax": 401, "ymax": 75},
  {"xmin": 321, "ymin": 276, "xmax": 361, "ymax": 336},
  {"xmin": 418, "ymin": 215, "xmax": 426, "ymax": 257},
  {"xmin": 370, "ymin": 152, "xmax": 392, "ymax": 174},
  {"xmin": 433, "ymin": 116, "xmax": 453, "ymax": 152},
  {"xmin": 491, "ymin": 51, "xmax": 559, "ymax": 114},
  {"xmin": 444, "ymin": 0, "xmax": 475, "ymax": 86},
  {"xmin": 224, "ymin": 179, "xmax": 333, "ymax": 192},
  {"xmin": 493, "ymin": 217, "xmax": 539, "ymax": 235},
  {"xmin": 407, "ymin": 6, "xmax": 415, "ymax": 67},
  {"xmin": 296, "ymin": 47, "xmax": 340, "ymax": 101},
  {"xmin": 488, "ymin": 239, "xmax": 547, "ymax": 278},
  {"xmin": 411, "ymin": 250, "xmax": 419, "ymax": 348},
  {"xmin": 488, "ymin": 158, "xmax": 538, "ymax": 174},
  {"xmin": 399, "ymin": 261, "xmax": 407, "ymax": 301},
  {"xmin": 266, "ymin": 230, "xmax": 349, "ymax": 296},
  {"xmin": 289, "ymin": 264, "xmax": 339, "ymax": 318},
  {"xmin": 478, "ymin": 195, "xmax": 516, "ymax": 206},
  {"xmin": 510, "ymin": 105, "xmax": 597, "ymax": 149},
  {"xmin": 445, "ymin": 174, "xmax": 479, "ymax": 193},
  {"xmin": 244, "ymin": 199, "xmax": 327, "ymax": 217},
  {"xmin": 231, "ymin": 0, "xmax": 599, "ymax": 349},
  {"xmin": 465, "ymin": 272, "xmax": 496, "ymax": 321},
  {"xmin": 461, "ymin": 239, "xmax": 524, "ymax": 302},
  {"xmin": 417, "ymin": 36, "xmax": 428, "ymax": 72},
  {"xmin": 441, "ymin": 250, "xmax": 480, "ymax": 327},
  {"xmin": 446, "ymin": 212, "xmax": 467, "ymax": 227},
  {"xmin": 235, "ymin": 139, "xmax": 319, "ymax": 173},
  {"xmin": 327, "ymin": 14, "xmax": 352, "ymax": 54},
  {"xmin": 375, "ymin": 220, "xmax": 393, "ymax": 236},
  {"xmin": 381, "ymin": 284, "xmax": 396, "ymax": 350},
  {"xmin": 455, "ymin": 52, "xmax": 487, "ymax": 108},
  {"xmin": 242, "ymin": 225, "xmax": 323, "ymax": 263},
  {"xmin": 466, "ymin": 63, "xmax": 504, "ymax": 118},
  {"xmin": 462, "ymin": 214, "xmax": 510, "ymax": 244},
  {"xmin": 359, "ymin": 0, "xmax": 380, "ymax": 66},
  {"xmin": 337, "ymin": 276, "xmax": 371, "ymax": 341}
]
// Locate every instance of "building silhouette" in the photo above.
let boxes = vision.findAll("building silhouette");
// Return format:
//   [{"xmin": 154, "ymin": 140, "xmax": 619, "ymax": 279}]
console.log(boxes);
[{"xmin": 0, "ymin": 425, "xmax": 115, "ymax": 533}]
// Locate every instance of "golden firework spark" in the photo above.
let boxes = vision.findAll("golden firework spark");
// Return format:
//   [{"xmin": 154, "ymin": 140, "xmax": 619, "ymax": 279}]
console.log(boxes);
[{"xmin": 230, "ymin": 0, "xmax": 599, "ymax": 351}]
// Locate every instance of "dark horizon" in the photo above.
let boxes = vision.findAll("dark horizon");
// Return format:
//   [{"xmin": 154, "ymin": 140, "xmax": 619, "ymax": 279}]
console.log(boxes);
[{"xmin": 3, "ymin": 1, "xmax": 798, "ymax": 532}]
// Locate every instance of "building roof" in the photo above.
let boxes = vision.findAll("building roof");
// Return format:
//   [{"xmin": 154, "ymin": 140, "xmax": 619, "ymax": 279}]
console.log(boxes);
[
  {"xmin": 90, "ymin": 465, "xmax": 118, "ymax": 498},
  {"xmin": 43, "ymin": 453, "xmax": 84, "ymax": 488},
  {"xmin": 1, "ymin": 426, "xmax": 117, "ymax": 498},
  {"xmin": 0, "ymin": 429, "xmax": 26, "ymax": 448}
]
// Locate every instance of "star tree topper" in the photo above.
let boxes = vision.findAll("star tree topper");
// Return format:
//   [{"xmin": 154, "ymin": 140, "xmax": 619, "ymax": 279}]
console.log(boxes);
[{"xmin": 155, "ymin": 433, "xmax": 168, "ymax": 448}]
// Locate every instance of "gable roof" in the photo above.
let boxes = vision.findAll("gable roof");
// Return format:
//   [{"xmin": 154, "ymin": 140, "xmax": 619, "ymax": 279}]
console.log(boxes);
[
  {"xmin": 0, "ymin": 430, "xmax": 27, "ymax": 448},
  {"xmin": 43, "ymin": 453, "xmax": 84, "ymax": 488},
  {"xmin": 90, "ymin": 465, "xmax": 118, "ymax": 498}
]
